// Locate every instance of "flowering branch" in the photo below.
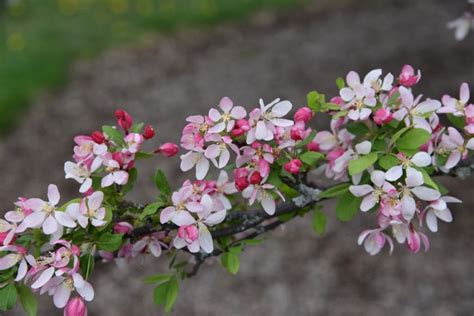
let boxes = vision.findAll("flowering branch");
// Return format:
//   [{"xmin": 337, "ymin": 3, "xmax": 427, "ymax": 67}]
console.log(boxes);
[{"xmin": 1, "ymin": 65, "xmax": 473, "ymax": 316}]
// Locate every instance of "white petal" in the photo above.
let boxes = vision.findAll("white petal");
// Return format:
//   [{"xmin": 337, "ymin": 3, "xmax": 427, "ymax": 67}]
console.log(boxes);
[
  {"xmin": 411, "ymin": 152, "xmax": 431, "ymax": 167},
  {"xmin": 411, "ymin": 186, "xmax": 441, "ymax": 201},
  {"xmin": 349, "ymin": 185, "xmax": 374, "ymax": 197},
  {"xmin": 43, "ymin": 215, "xmax": 59, "ymax": 235},
  {"xmin": 370, "ymin": 170, "xmax": 386, "ymax": 187},
  {"xmin": 406, "ymin": 167, "xmax": 424, "ymax": 187},
  {"xmin": 54, "ymin": 212, "xmax": 76, "ymax": 228},
  {"xmin": 195, "ymin": 157, "xmax": 210, "ymax": 180},
  {"xmin": 401, "ymin": 195, "xmax": 416, "ymax": 220},
  {"xmin": 261, "ymin": 196, "xmax": 275, "ymax": 215},
  {"xmin": 255, "ymin": 121, "xmax": 268, "ymax": 140},
  {"xmin": 198, "ymin": 224, "xmax": 214, "ymax": 253},
  {"xmin": 360, "ymin": 194, "xmax": 377, "ymax": 212},
  {"xmin": 77, "ymin": 281, "xmax": 94, "ymax": 301},
  {"xmin": 426, "ymin": 211, "xmax": 438, "ymax": 232},
  {"xmin": 53, "ymin": 283, "xmax": 71, "ymax": 308},
  {"xmin": 271, "ymin": 100, "xmax": 292, "ymax": 117},
  {"xmin": 47, "ymin": 185, "xmax": 60, "ymax": 206},
  {"xmin": 355, "ymin": 141, "xmax": 372, "ymax": 155},
  {"xmin": 385, "ymin": 165, "xmax": 403, "ymax": 181},
  {"xmin": 31, "ymin": 266, "xmax": 55, "ymax": 289}
]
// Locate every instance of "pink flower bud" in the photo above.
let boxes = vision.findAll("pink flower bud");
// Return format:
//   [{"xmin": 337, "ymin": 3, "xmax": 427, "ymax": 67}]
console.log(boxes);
[
  {"xmin": 290, "ymin": 126, "xmax": 305, "ymax": 141},
  {"xmin": 233, "ymin": 167, "xmax": 249, "ymax": 179},
  {"xmin": 399, "ymin": 64, "xmax": 420, "ymax": 87},
  {"xmin": 235, "ymin": 177, "xmax": 249, "ymax": 191},
  {"xmin": 284, "ymin": 159, "xmax": 302, "ymax": 174},
  {"xmin": 114, "ymin": 222, "xmax": 134, "ymax": 234},
  {"xmin": 64, "ymin": 297, "xmax": 87, "ymax": 316},
  {"xmin": 249, "ymin": 171, "xmax": 263, "ymax": 185},
  {"xmin": 115, "ymin": 109, "xmax": 133, "ymax": 131},
  {"xmin": 178, "ymin": 225, "xmax": 199, "ymax": 242},
  {"xmin": 91, "ymin": 131, "xmax": 106, "ymax": 144},
  {"xmin": 0, "ymin": 232, "xmax": 12, "ymax": 245},
  {"xmin": 143, "ymin": 125, "xmax": 155, "ymax": 140},
  {"xmin": 294, "ymin": 107, "xmax": 313, "ymax": 123},
  {"xmin": 156, "ymin": 143, "xmax": 179, "ymax": 157},
  {"xmin": 231, "ymin": 119, "xmax": 250, "ymax": 137},
  {"xmin": 306, "ymin": 141, "xmax": 320, "ymax": 152},
  {"xmin": 373, "ymin": 108, "xmax": 393, "ymax": 125},
  {"xmin": 330, "ymin": 96, "xmax": 344, "ymax": 106}
]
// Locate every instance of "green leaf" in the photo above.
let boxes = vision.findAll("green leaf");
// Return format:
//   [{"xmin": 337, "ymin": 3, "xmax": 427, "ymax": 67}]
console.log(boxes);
[
  {"xmin": 336, "ymin": 191, "xmax": 362, "ymax": 221},
  {"xmin": 307, "ymin": 91, "xmax": 325, "ymax": 112},
  {"xmin": 267, "ymin": 169, "xmax": 284, "ymax": 187},
  {"xmin": 165, "ymin": 277, "xmax": 179, "ymax": 313},
  {"xmin": 221, "ymin": 252, "xmax": 240, "ymax": 275},
  {"xmin": 396, "ymin": 128, "xmax": 431, "ymax": 150},
  {"xmin": 346, "ymin": 122, "xmax": 369, "ymax": 136},
  {"xmin": 154, "ymin": 169, "xmax": 171, "ymax": 196},
  {"xmin": 122, "ymin": 168, "xmax": 138, "ymax": 194},
  {"xmin": 416, "ymin": 167, "xmax": 439, "ymax": 191},
  {"xmin": 135, "ymin": 151, "xmax": 154, "ymax": 160},
  {"xmin": 378, "ymin": 155, "xmax": 399, "ymax": 170},
  {"xmin": 102, "ymin": 125, "xmax": 125, "ymax": 146},
  {"xmin": 348, "ymin": 152, "xmax": 378, "ymax": 176},
  {"xmin": 312, "ymin": 209, "xmax": 327, "ymax": 235},
  {"xmin": 296, "ymin": 130, "xmax": 317, "ymax": 148},
  {"xmin": 336, "ymin": 77, "xmax": 345, "ymax": 90},
  {"xmin": 389, "ymin": 125, "xmax": 411, "ymax": 147},
  {"xmin": 300, "ymin": 151, "xmax": 324, "ymax": 166},
  {"xmin": 139, "ymin": 201, "xmax": 164, "ymax": 220},
  {"xmin": 320, "ymin": 183, "xmax": 350, "ymax": 198},
  {"xmin": 241, "ymin": 239, "xmax": 263, "ymax": 246},
  {"xmin": 130, "ymin": 122, "xmax": 144, "ymax": 133},
  {"xmin": 18, "ymin": 285, "xmax": 37, "ymax": 316},
  {"xmin": 80, "ymin": 254, "xmax": 95, "ymax": 280},
  {"xmin": 153, "ymin": 282, "xmax": 168, "ymax": 307},
  {"xmin": 97, "ymin": 233, "xmax": 123, "ymax": 252},
  {"xmin": 144, "ymin": 274, "xmax": 172, "ymax": 285},
  {"xmin": 447, "ymin": 114, "xmax": 465, "ymax": 130},
  {"xmin": 0, "ymin": 283, "xmax": 17, "ymax": 311}
]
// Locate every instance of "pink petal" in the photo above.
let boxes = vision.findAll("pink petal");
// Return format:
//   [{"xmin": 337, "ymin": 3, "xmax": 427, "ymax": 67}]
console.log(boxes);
[
  {"xmin": 53, "ymin": 283, "xmax": 71, "ymax": 308},
  {"xmin": 208, "ymin": 108, "xmax": 222, "ymax": 122},
  {"xmin": 31, "ymin": 266, "xmax": 55, "ymax": 289},
  {"xmin": 0, "ymin": 253, "xmax": 20, "ymax": 270},
  {"xmin": 230, "ymin": 106, "xmax": 246, "ymax": 119},
  {"xmin": 460, "ymin": 82, "xmax": 470, "ymax": 104},
  {"xmin": 219, "ymin": 97, "xmax": 233, "ymax": 113},
  {"xmin": 48, "ymin": 185, "xmax": 60, "ymax": 206},
  {"xmin": 43, "ymin": 215, "xmax": 59, "ymax": 235},
  {"xmin": 88, "ymin": 191, "xmax": 104, "ymax": 211}
]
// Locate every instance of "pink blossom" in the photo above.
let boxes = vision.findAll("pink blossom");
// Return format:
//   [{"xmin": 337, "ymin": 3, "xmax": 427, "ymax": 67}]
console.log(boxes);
[
  {"xmin": 349, "ymin": 170, "xmax": 396, "ymax": 212},
  {"xmin": 64, "ymin": 157, "xmax": 102, "ymax": 193},
  {"xmin": 160, "ymin": 186, "xmax": 203, "ymax": 225},
  {"xmin": 398, "ymin": 64, "xmax": 421, "ymax": 87},
  {"xmin": 101, "ymin": 155, "xmax": 129, "ymax": 187},
  {"xmin": 339, "ymin": 71, "xmax": 377, "ymax": 121},
  {"xmin": 358, "ymin": 229, "xmax": 394, "ymax": 255},
  {"xmin": 406, "ymin": 226, "xmax": 429, "ymax": 253},
  {"xmin": 208, "ymin": 97, "xmax": 247, "ymax": 133},
  {"xmin": 373, "ymin": 108, "xmax": 393, "ymax": 125},
  {"xmin": 123, "ymin": 133, "xmax": 144, "ymax": 154},
  {"xmin": 0, "ymin": 245, "xmax": 34, "ymax": 281},
  {"xmin": 42, "ymin": 272, "xmax": 94, "ymax": 309},
  {"xmin": 22, "ymin": 185, "xmax": 76, "ymax": 236},
  {"xmin": 385, "ymin": 152, "xmax": 432, "ymax": 182},
  {"xmin": 362, "ymin": 69, "xmax": 394, "ymax": 93},
  {"xmin": 236, "ymin": 142, "xmax": 274, "ymax": 178},
  {"xmin": 242, "ymin": 183, "xmax": 284, "ymax": 215},
  {"xmin": 73, "ymin": 136, "xmax": 107, "ymax": 164},
  {"xmin": 204, "ymin": 135, "xmax": 239, "ymax": 168},
  {"xmin": 438, "ymin": 82, "xmax": 471, "ymax": 117},
  {"xmin": 284, "ymin": 159, "xmax": 302, "ymax": 174},
  {"xmin": 246, "ymin": 98, "xmax": 294, "ymax": 144},
  {"xmin": 64, "ymin": 296, "xmax": 87, "ymax": 316},
  {"xmin": 392, "ymin": 87, "xmax": 441, "ymax": 132},
  {"xmin": 180, "ymin": 150, "xmax": 210, "ymax": 180},
  {"xmin": 67, "ymin": 191, "xmax": 107, "ymax": 228},
  {"xmin": 440, "ymin": 127, "xmax": 474, "ymax": 169},
  {"xmin": 132, "ymin": 233, "xmax": 166, "ymax": 258},
  {"xmin": 424, "ymin": 196, "xmax": 461, "ymax": 232}
]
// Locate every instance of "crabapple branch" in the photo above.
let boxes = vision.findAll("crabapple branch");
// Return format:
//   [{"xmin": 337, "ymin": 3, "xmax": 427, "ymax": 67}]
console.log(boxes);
[{"xmin": 1, "ymin": 65, "xmax": 473, "ymax": 316}]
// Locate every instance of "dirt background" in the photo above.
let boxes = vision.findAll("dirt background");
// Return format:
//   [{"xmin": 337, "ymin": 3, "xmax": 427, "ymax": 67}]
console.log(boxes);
[{"xmin": 2, "ymin": 0, "xmax": 473, "ymax": 315}]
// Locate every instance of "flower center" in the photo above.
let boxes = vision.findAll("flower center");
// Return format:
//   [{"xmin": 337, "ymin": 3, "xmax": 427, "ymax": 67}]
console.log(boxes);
[{"xmin": 222, "ymin": 113, "xmax": 231, "ymax": 122}]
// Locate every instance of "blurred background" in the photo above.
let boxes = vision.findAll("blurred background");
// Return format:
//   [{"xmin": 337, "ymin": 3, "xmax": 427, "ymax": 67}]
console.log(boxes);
[{"xmin": 1, "ymin": 0, "xmax": 473, "ymax": 315}]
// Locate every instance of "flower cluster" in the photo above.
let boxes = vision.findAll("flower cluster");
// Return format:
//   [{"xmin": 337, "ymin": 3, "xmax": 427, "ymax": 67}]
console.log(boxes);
[{"xmin": 0, "ymin": 67, "xmax": 472, "ymax": 315}]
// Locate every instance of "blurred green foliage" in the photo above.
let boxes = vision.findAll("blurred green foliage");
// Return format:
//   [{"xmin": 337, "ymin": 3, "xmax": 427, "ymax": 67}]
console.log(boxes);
[{"xmin": 0, "ymin": 0, "xmax": 305, "ymax": 134}]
